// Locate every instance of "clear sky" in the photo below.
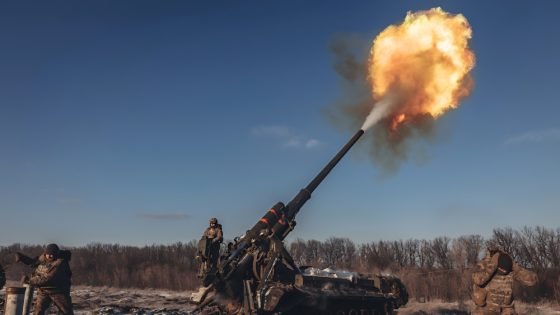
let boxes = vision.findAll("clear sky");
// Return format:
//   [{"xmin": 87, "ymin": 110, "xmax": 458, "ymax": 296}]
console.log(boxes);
[{"xmin": 1, "ymin": 1, "xmax": 559, "ymax": 246}]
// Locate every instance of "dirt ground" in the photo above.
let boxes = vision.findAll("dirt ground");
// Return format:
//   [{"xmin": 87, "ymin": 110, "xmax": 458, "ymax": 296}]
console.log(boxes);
[
  {"xmin": 2, "ymin": 283, "xmax": 560, "ymax": 314},
  {"xmin": 398, "ymin": 300, "xmax": 560, "ymax": 315},
  {"xmin": 1, "ymin": 282, "xmax": 195, "ymax": 314}
]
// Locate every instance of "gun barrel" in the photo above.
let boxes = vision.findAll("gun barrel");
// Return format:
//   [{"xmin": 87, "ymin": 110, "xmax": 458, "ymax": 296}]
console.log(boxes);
[
  {"xmin": 216, "ymin": 129, "xmax": 365, "ymax": 281},
  {"xmin": 306, "ymin": 129, "xmax": 365, "ymax": 194},
  {"xmin": 273, "ymin": 129, "xmax": 365, "ymax": 237}
]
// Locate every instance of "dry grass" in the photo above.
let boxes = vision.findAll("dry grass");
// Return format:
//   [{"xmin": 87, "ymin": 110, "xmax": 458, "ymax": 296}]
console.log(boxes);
[{"xmin": 3, "ymin": 283, "xmax": 560, "ymax": 314}]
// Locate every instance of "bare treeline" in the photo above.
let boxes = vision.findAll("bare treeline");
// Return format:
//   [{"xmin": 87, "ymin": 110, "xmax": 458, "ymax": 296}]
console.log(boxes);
[
  {"xmin": 0, "ymin": 242, "xmax": 200, "ymax": 290},
  {"xmin": 0, "ymin": 226, "xmax": 559, "ymax": 303},
  {"xmin": 289, "ymin": 235, "xmax": 484, "ymax": 271},
  {"xmin": 288, "ymin": 227, "xmax": 560, "ymax": 303}
]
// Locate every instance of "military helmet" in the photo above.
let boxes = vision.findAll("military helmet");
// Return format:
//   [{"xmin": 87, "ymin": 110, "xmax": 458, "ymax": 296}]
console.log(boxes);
[
  {"xmin": 209, "ymin": 217, "xmax": 218, "ymax": 225},
  {"xmin": 45, "ymin": 243, "xmax": 60, "ymax": 257},
  {"xmin": 498, "ymin": 253, "xmax": 513, "ymax": 274}
]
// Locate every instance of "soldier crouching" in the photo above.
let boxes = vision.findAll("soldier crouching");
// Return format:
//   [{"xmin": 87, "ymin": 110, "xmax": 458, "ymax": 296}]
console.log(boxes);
[
  {"xmin": 471, "ymin": 248, "xmax": 537, "ymax": 315},
  {"xmin": 16, "ymin": 243, "xmax": 74, "ymax": 315}
]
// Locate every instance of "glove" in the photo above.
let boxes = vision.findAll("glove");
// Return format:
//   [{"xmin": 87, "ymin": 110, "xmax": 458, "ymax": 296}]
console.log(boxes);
[
  {"xmin": 15, "ymin": 252, "xmax": 23, "ymax": 263},
  {"xmin": 21, "ymin": 275, "xmax": 30, "ymax": 284}
]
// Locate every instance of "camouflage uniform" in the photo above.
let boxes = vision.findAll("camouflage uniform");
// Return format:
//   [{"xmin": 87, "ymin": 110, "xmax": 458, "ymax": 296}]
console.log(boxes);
[
  {"xmin": 17, "ymin": 245, "xmax": 74, "ymax": 315},
  {"xmin": 203, "ymin": 218, "xmax": 223, "ymax": 271},
  {"xmin": 204, "ymin": 223, "xmax": 223, "ymax": 243},
  {"xmin": 471, "ymin": 250, "xmax": 537, "ymax": 315}
]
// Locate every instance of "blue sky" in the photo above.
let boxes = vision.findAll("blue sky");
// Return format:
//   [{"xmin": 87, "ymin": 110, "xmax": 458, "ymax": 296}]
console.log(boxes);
[{"xmin": 1, "ymin": 1, "xmax": 559, "ymax": 246}]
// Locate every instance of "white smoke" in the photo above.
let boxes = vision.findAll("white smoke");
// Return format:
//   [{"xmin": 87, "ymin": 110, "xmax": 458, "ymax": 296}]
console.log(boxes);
[{"xmin": 360, "ymin": 94, "xmax": 396, "ymax": 131}]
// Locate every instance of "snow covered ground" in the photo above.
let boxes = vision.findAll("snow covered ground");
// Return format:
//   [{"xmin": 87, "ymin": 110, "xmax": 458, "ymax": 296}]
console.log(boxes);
[
  {"xmin": 1, "ymin": 282, "xmax": 195, "ymax": 315},
  {"xmin": 71, "ymin": 286, "xmax": 196, "ymax": 314},
  {"xmin": 2, "ymin": 283, "xmax": 560, "ymax": 314},
  {"xmin": 398, "ymin": 300, "xmax": 560, "ymax": 315}
]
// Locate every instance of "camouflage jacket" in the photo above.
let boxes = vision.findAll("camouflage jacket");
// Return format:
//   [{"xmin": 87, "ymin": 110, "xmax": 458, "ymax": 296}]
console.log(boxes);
[
  {"xmin": 472, "ymin": 251, "xmax": 537, "ymax": 308},
  {"xmin": 203, "ymin": 224, "xmax": 223, "ymax": 243},
  {"xmin": 19, "ymin": 251, "xmax": 72, "ymax": 293}
]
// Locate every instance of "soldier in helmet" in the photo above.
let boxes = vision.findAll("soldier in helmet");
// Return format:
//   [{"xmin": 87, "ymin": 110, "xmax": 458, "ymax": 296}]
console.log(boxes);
[
  {"xmin": 197, "ymin": 217, "xmax": 224, "ymax": 281},
  {"xmin": 472, "ymin": 247, "xmax": 537, "ymax": 315},
  {"xmin": 204, "ymin": 218, "xmax": 223, "ymax": 270},
  {"xmin": 16, "ymin": 243, "xmax": 74, "ymax": 315},
  {"xmin": 205, "ymin": 218, "xmax": 223, "ymax": 241}
]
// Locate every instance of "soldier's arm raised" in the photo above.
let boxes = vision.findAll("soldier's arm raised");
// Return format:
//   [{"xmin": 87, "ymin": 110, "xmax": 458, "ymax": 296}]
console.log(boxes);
[
  {"xmin": 472, "ymin": 253, "xmax": 499, "ymax": 286},
  {"xmin": 15, "ymin": 252, "xmax": 38, "ymax": 266},
  {"xmin": 513, "ymin": 263, "xmax": 537, "ymax": 286}
]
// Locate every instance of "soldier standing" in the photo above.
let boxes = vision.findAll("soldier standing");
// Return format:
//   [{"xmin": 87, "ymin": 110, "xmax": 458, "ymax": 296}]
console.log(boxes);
[
  {"xmin": 203, "ymin": 217, "xmax": 223, "ymax": 271},
  {"xmin": 472, "ymin": 248, "xmax": 537, "ymax": 315},
  {"xmin": 16, "ymin": 243, "xmax": 74, "ymax": 315},
  {"xmin": 197, "ymin": 217, "xmax": 224, "ymax": 282}
]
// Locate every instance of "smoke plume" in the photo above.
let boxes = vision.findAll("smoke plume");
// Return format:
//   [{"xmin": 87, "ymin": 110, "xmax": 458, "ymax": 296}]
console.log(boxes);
[{"xmin": 328, "ymin": 8, "xmax": 475, "ymax": 174}]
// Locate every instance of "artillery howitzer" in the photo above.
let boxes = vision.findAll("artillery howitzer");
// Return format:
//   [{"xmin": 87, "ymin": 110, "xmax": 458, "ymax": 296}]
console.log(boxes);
[{"xmin": 192, "ymin": 129, "xmax": 408, "ymax": 314}]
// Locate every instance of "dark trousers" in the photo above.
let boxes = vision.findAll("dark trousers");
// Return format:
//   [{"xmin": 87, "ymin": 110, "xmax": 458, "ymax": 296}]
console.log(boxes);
[
  {"xmin": 34, "ymin": 290, "xmax": 74, "ymax": 315},
  {"xmin": 209, "ymin": 247, "xmax": 220, "ymax": 271}
]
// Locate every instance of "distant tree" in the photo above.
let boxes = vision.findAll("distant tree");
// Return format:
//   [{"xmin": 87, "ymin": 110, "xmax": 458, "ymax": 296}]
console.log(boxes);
[
  {"xmin": 1, "ymin": 226, "xmax": 558, "ymax": 302},
  {"xmin": 451, "ymin": 235, "xmax": 483, "ymax": 268},
  {"xmin": 392, "ymin": 240, "xmax": 406, "ymax": 268},
  {"xmin": 403, "ymin": 239, "xmax": 419, "ymax": 267},
  {"xmin": 431, "ymin": 237, "xmax": 451, "ymax": 269},
  {"xmin": 288, "ymin": 239, "xmax": 308, "ymax": 266},
  {"xmin": 304, "ymin": 239, "xmax": 321, "ymax": 267},
  {"xmin": 491, "ymin": 227, "xmax": 517, "ymax": 258},
  {"xmin": 419, "ymin": 240, "xmax": 435, "ymax": 269}
]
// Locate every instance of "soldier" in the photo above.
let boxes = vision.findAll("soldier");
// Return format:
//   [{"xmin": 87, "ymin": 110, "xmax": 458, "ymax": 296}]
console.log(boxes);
[
  {"xmin": 196, "ymin": 217, "xmax": 223, "ymax": 281},
  {"xmin": 16, "ymin": 243, "xmax": 74, "ymax": 315},
  {"xmin": 203, "ymin": 217, "xmax": 223, "ymax": 270},
  {"xmin": 472, "ymin": 248, "xmax": 537, "ymax": 315}
]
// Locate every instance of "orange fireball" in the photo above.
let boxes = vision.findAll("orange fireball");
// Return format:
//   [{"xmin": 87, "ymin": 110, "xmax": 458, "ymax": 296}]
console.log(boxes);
[{"xmin": 368, "ymin": 7, "xmax": 475, "ymax": 130}]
